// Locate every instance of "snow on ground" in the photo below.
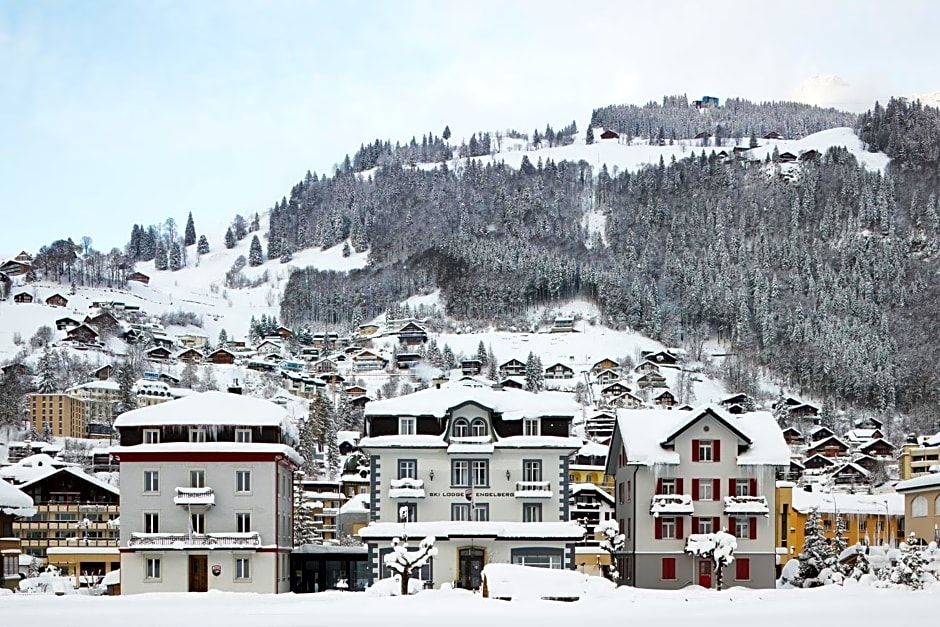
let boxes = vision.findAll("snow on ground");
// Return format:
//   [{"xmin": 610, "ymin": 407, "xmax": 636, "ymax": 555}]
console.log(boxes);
[
  {"xmin": 3, "ymin": 585, "xmax": 938, "ymax": 626},
  {"xmin": 747, "ymin": 127, "xmax": 889, "ymax": 172}
]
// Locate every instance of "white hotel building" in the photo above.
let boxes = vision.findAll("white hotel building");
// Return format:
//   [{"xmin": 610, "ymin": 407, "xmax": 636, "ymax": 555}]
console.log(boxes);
[
  {"xmin": 357, "ymin": 381, "xmax": 586, "ymax": 589},
  {"xmin": 112, "ymin": 392, "xmax": 300, "ymax": 594}
]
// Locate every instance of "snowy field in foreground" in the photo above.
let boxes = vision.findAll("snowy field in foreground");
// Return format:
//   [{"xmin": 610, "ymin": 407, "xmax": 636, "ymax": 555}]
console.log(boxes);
[{"xmin": 3, "ymin": 585, "xmax": 938, "ymax": 627}]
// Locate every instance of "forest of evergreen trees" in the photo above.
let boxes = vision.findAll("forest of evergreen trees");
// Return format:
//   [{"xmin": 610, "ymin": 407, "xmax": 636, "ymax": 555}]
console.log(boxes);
[{"xmin": 275, "ymin": 96, "xmax": 940, "ymax": 431}]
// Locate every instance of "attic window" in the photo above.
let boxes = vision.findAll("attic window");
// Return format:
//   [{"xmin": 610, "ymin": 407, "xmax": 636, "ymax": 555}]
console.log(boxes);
[
  {"xmin": 523, "ymin": 418, "xmax": 540, "ymax": 437},
  {"xmin": 143, "ymin": 429, "xmax": 160, "ymax": 444},
  {"xmin": 470, "ymin": 419, "xmax": 488, "ymax": 437},
  {"xmin": 189, "ymin": 428, "xmax": 207, "ymax": 443},
  {"xmin": 399, "ymin": 417, "xmax": 416, "ymax": 436}
]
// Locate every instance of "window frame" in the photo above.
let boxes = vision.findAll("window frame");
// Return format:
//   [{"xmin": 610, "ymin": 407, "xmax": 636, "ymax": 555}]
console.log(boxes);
[
  {"xmin": 697, "ymin": 440, "xmax": 714, "ymax": 462},
  {"xmin": 143, "ymin": 429, "xmax": 160, "ymax": 444},
  {"xmin": 523, "ymin": 418, "xmax": 540, "ymax": 437},
  {"xmin": 145, "ymin": 557, "xmax": 161, "ymax": 581},
  {"xmin": 734, "ymin": 517, "xmax": 751, "ymax": 539},
  {"xmin": 660, "ymin": 517, "xmax": 677, "ymax": 540},
  {"xmin": 144, "ymin": 512, "xmax": 159, "ymax": 534},
  {"xmin": 235, "ymin": 557, "xmax": 251, "ymax": 581},
  {"xmin": 191, "ymin": 512, "xmax": 205, "ymax": 535},
  {"xmin": 397, "ymin": 459, "xmax": 418, "ymax": 480},
  {"xmin": 471, "ymin": 460, "xmax": 489, "ymax": 487},
  {"xmin": 189, "ymin": 427, "xmax": 207, "ymax": 443},
  {"xmin": 698, "ymin": 479, "xmax": 714, "ymax": 501},
  {"xmin": 522, "ymin": 459, "xmax": 543, "ymax": 483},
  {"xmin": 452, "ymin": 418, "xmax": 470, "ymax": 438},
  {"xmin": 451, "ymin": 460, "xmax": 470, "ymax": 487},
  {"xmin": 143, "ymin": 470, "xmax": 160, "ymax": 493},
  {"xmin": 236, "ymin": 512, "xmax": 252, "ymax": 533},
  {"xmin": 235, "ymin": 469, "xmax": 252, "ymax": 494},
  {"xmin": 189, "ymin": 469, "xmax": 206, "ymax": 489},
  {"xmin": 659, "ymin": 478, "xmax": 677, "ymax": 495},
  {"xmin": 235, "ymin": 428, "xmax": 252, "ymax": 443},
  {"xmin": 398, "ymin": 416, "xmax": 416, "ymax": 435},
  {"xmin": 912, "ymin": 495, "xmax": 928, "ymax": 518},
  {"xmin": 470, "ymin": 418, "xmax": 488, "ymax": 437},
  {"xmin": 523, "ymin": 503, "xmax": 543, "ymax": 522}
]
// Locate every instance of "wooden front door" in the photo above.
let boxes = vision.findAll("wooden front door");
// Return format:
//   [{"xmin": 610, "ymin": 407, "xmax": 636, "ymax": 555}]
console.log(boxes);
[
  {"xmin": 188, "ymin": 555, "xmax": 208, "ymax": 592},
  {"xmin": 697, "ymin": 559, "xmax": 712, "ymax": 589},
  {"xmin": 458, "ymin": 548, "xmax": 485, "ymax": 589}
]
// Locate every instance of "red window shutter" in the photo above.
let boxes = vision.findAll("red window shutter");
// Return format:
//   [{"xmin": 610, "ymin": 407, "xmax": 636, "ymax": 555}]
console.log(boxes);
[
  {"xmin": 729, "ymin": 516, "xmax": 737, "ymax": 537},
  {"xmin": 728, "ymin": 478, "xmax": 736, "ymax": 496},
  {"xmin": 713, "ymin": 478, "xmax": 720, "ymax": 498},
  {"xmin": 692, "ymin": 478, "xmax": 700, "ymax": 501},
  {"xmin": 655, "ymin": 517, "xmax": 663, "ymax": 540},
  {"xmin": 749, "ymin": 478, "xmax": 757, "ymax": 497},
  {"xmin": 692, "ymin": 439, "xmax": 700, "ymax": 462},
  {"xmin": 736, "ymin": 557, "xmax": 750, "ymax": 581},
  {"xmin": 749, "ymin": 517, "xmax": 757, "ymax": 540},
  {"xmin": 662, "ymin": 557, "xmax": 676, "ymax": 580},
  {"xmin": 714, "ymin": 439, "xmax": 721, "ymax": 462},
  {"xmin": 656, "ymin": 478, "xmax": 663, "ymax": 494},
  {"xmin": 676, "ymin": 478, "xmax": 684, "ymax": 495},
  {"xmin": 713, "ymin": 516, "xmax": 720, "ymax": 532},
  {"xmin": 676, "ymin": 517, "xmax": 684, "ymax": 538}
]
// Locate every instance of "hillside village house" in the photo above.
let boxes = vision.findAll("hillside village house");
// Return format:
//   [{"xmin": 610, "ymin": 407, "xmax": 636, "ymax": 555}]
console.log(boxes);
[
  {"xmin": 895, "ymin": 472, "xmax": 940, "ymax": 543},
  {"xmin": 899, "ymin": 433, "xmax": 940, "ymax": 480},
  {"xmin": 605, "ymin": 405, "xmax": 790, "ymax": 589},
  {"xmin": 357, "ymin": 382, "xmax": 586, "ymax": 589},
  {"xmin": 498, "ymin": 359, "xmax": 527, "ymax": 378},
  {"xmin": 111, "ymin": 392, "xmax": 301, "ymax": 594}
]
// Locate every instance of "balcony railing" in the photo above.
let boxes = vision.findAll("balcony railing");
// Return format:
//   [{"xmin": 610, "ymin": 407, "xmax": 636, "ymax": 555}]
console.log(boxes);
[
  {"xmin": 389, "ymin": 478, "xmax": 426, "ymax": 499},
  {"xmin": 514, "ymin": 481, "xmax": 553, "ymax": 498},
  {"xmin": 723, "ymin": 495, "xmax": 769, "ymax": 516},
  {"xmin": 649, "ymin": 494, "xmax": 694, "ymax": 516},
  {"xmin": 127, "ymin": 532, "xmax": 261, "ymax": 550},
  {"xmin": 173, "ymin": 487, "xmax": 216, "ymax": 507}
]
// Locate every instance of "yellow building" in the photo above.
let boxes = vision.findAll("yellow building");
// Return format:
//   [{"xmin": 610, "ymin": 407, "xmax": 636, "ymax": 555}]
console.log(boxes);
[
  {"xmin": 898, "ymin": 438, "xmax": 940, "ymax": 481},
  {"xmin": 45, "ymin": 547, "xmax": 120, "ymax": 588},
  {"xmin": 28, "ymin": 393, "xmax": 85, "ymax": 438},
  {"xmin": 895, "ymin": 473, "xmax": 940, "ymax": 543},
  {"xmin": 568, "ymin": 465, "xmax": 614, "ymax": 495},
  {"xmin": 775, "ymin": 482, "xmax": 905, "ymax": 567},
  {"xmin": 67, "ymin": 381, "xmax": 120, "ymax": 428}
]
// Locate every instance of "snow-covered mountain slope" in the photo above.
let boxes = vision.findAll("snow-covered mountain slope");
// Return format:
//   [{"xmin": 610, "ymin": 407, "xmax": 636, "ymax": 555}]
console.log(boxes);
[{"xmin": 406, "ymin": 127, "xmax": 888, "ymax": 176}]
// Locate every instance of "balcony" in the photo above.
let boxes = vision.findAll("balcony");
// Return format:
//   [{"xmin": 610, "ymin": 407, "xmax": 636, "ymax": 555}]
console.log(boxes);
[
  {"xmin": 389, "ymin": 478, "xmax": 426, "ymax": 499},
  {"xmin": 723, "ymin": 495, "xmax": 769, "ymax": 516},
  {"xmin": 127, "ymin": 532, "xmax": 261, "ymax": 550},
  {"xmin": 514, "ymin": 481, "xmax": 553, "ymax": 498},
  {"xmin": 649, "ymin": 494, "xmax": 694, "ymax": 516},
  {"xmin": 173, "ymin": 487, "xmax": 215, "ymax": 507}
]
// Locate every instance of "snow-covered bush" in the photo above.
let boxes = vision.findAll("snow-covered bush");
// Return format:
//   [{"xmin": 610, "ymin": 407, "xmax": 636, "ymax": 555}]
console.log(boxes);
[
  {"xmin": 382, "ymin": 535, "xmax": 438, "ymax": 595},
  {"xmin": 685, "ymin": 530, "xmax": 737, "ymax": 590},
  {"xmin": 598, "ymin": 519, "xmax": 625, "ymax": 583}
]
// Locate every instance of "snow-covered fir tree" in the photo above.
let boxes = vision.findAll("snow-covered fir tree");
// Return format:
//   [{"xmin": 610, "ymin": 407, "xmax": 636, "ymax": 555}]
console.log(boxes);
[
  {"xmin": 796, "ymin": 508, "xmax": 833, "ymax": 587},
  {"xmin": 476, "ymin": 341, "xmax": 487, "ymax": 366},
  {"xmin": 179, "ymin": 361, "xmax": 200, "ymax": 390},
  {"xmin": 888, "ymin": 534, "xmax": 931, "ymax": 589},
  {"xmin": 115, "ymin": 361, "xmax": 138, "ymax": 415},
  {"xmin": 197, "ymin": 234, "xmax": 210, "ymax": 255},
  {"xmin": 217, "ymin": 328, "xmax": 229, "ymax": 348},
  {"xmin": 36, "ymin": 347, "xmax": 60, "ymax": 393},
  {"xmin": 524, "ymin": 351, "xmax": 544, "ymax": 392},
  {"xmin": 233, "ymin": 214, "xmax": 248, "ymax": 240},
  {"xmin": 248, "ymin": 235, "xmax": 264, "ymax": 266},
  {"xmin": 224, "ymin": 227, "xmax": 236, "ymax": 249},
  {"xmin": 169, "ymin": 241, "xmax": 182, "ymax": 271},
  {"xmin": 293, "ymin": 471, "xmax": 320, "ymax": 546},
  {"xmin": 184, "ymin": 212, "xmax": 196, "ymax": 247},
  {"xmin": 154, "ymin": 241, "xmax": 168, "ymax": 270}
]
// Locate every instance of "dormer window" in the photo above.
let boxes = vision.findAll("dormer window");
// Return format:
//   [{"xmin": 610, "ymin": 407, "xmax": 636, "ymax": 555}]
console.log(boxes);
[
  {"xmin": 470, "ymin": 419, "xmax": 488, "ymax": 437},
  {"xmin": 143, "ymin": 429, "xmax": 160, "ymax": 444},
  {"xmin": 523, "ymin": 418, "xmax": 540, "ymax": 437},
  {"xmin": 235, "ymin": 428, "xmax": 252, "ymax": 443},
  {"xmin": 452, "ymin": 418, "xmax": 470, "ymax": 438},
  {"xmin": 189, "ymin": 428, "xmax": 207, "ymax": 443},
  {"xmin": 399, "ymin": 416, "xmax": 416, "ymax": 436}
]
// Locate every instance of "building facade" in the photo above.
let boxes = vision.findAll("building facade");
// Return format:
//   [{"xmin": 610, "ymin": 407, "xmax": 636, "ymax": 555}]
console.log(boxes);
[
  {"xmin": 112, "ymin": 391, "xmax": 300, "ymax": 595},
  {"xmin": 28, "ymin": 393, "xmax": 86, "ymax": 438},
  {"xmin": 606, "ymin": 405, "xmax": 789, "ymax": 590},
  {"xmin": 895, "ymin": 473, "xmax": 940, "ymax": 543},
  {"xmin": 358, "ymin": 382, "xmax": 585, "ymax": 589}
]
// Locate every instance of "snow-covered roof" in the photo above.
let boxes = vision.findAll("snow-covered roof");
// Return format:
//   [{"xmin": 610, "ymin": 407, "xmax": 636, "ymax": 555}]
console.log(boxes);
[
  {"xmin": 46, "ymin": 547, "xmax": 120, "ymax": 555},
  {"xmin": 359, "ymin": 521, "xmax": 585, "ymax": 540},
  {"xmin": 16, "ymin": 466, "xmax": 120, "ymax": 496},
  {"xmin": 569, "ymin": 482, "xmax": 615, "ymax": 504},
  {"xmin": 895, "ymin": 473, "xmax": 940, "ymax": 492},
  {"xmin": 612, "ymin": 404, "xmax": 790, "ymax": 466},
  {"xmin": 0, "ymin": 479, "xmax": 35, "ymax": 517},
  {"xmin": 363, "ymin": 384, "xmax": 578, "ymax": 420},
  {"xmin": 111, "ymin": 442, "xmax": 303, "ymax": 466},
  {"xmin": 337, "ymin": 430, "xmax": 361, "ymax": 446},
  {"xmin": 790, "ymin": 488, "xmax": 904, "ymax": 516},
  {"xmin": 359, "ymin": 435, "xmax": 446, "ymax": 449},
  {"xmin": 338, "ymin": 493, "xmax": 370, "ymax": 515},
  {"xmin": 101, "ymin": 568, "xmax": 120, "ymax": 586},
  {"xmin": 67, "ymin": 380, "xmax": 120, "ymax": 392},
  {"xmin": 578, "ymin": 440, "xmax": 609, "ymax": 457},
  {"xmin": 114, "ymin": 391, "xmax": 293, "ymax": 432},
  {"xmin": 0, "ymin": 453, "xmax": 74, "ymax": 484}
]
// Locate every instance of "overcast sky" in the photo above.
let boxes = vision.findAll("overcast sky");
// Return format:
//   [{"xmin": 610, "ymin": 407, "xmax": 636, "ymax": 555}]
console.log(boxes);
[{"xmin": 2, "ymin": 0, "xmax": 938, "ymax": 254}]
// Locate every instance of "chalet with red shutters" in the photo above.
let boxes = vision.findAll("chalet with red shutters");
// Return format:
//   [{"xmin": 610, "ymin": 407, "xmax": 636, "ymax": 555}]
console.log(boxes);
[{"xmin": 606, "ymin": 404, "xmax": 789, "ymax": 590}]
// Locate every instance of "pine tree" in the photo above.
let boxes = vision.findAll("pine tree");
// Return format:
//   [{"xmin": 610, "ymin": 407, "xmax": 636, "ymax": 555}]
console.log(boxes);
[
  {"xmin": 443, "ymin": 125, "xmax": 451, "ymax": 141},
  {"xmin": 217, "ymin": 329, "xmax": 229, "ymax": 348},
  {"xmin": 586, "ymin": 126, "xmax": 594, "ymax": 145},
  {"xmin": 293, "ymin": 471, "xmax": 320, "ymax": 546},
  {"xmin": 749, "ymin": 130, "xmax": 758, "ymax": 149},
  {"xmin": 525, "ymin": 351, "xmax": 544, "ymax": 392},
  {"xmin": 36, "ymin": 347, "xmax": 59, "ymax": 393},
  {"xmin": 796, "ymin": 508, "xmax": 833, "ymax": 587},
  {"xmin": 115, "ymin": 361, "xmax": 138, "ymax": 415},
  {"xmin": 233, "ymin": 214, "xmax": 248, "ymax": 240},
  {"xmin": 169, "ymin": 241, "xmax": 182, "ymax": 271},
  {"xmin": 342, "ymin": 241, "xmax": 351, "ymax": 257},
  {"xmin": 248, "ymin": 235, "xmax": 264, "ymax": 266},
  {"xmin": 250, "ymin": 212, "xmax": 260, "ymax": 232},
  {"xmin": 184, "ymin": 212, "xmax": 196, "ymax": 246},
  {"xmin": 486, "ymin": 347, "xmax": 498, "ymax": 381},
  {"xmin": 224, "ymin": 227, "xmax": 236, "ymax": 250},
  {"xmin": 442, "ymin": 344, "xmax": 456, "ymax": 371},
  {"xmin": 831, "ymin": 516, "xmax": 848, "ymax": 574},
  {"xmin": 325, "ymin": 406, "xmax": 340, "ymax": 480},
  {"xmin": 197, "ymin": 235, "xmax": 210, "ymax": 255},
  {"xmin": 180, "ymin": 360, "xmax": 200, "ymax": 389},
  {"xmin": 476, "ymin": 341, "xmax": 487, "ymax": 367},
  {"xmin": 154, "ymin": 241, "xmax": 168, "ymax": 270},
  {"xmin": 890, "ymin": 535, "xmax": 929, "ymax": 589}
]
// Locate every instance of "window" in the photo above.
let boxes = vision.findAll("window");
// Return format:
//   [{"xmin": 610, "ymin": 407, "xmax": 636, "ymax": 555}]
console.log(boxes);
[
  {"xmin": 695, "ymin": 517, "xmax": 714, "ymax": 534},
  {"xmin": 452, "ymin": 460, "xmax": 469, "ymax": 487},
  {"xmin": 398, "ymin": 503, "xmax": 417, "ymax": 522},
  {"xmin": 144, "ymin": 512, "xmax": 159, "ymax": 534},
  {"xmin": 912, "ymin": 495, "xmax": 928, "ymax": 517},
  {"xmin": 236, "ymin": 470, "xmax": 252, "ymax": 493},
  {"xmin": 451, "ymin": 503, "xmax": 471, "ymax": 521},
  {"xmin": 735, "ymin": 557, "xmax": 750, "ymax": 581},
  {"xmin": 143, "ymin": 470, "xmax": 159, "ymax": 493},
  {"xmin": 661, "ymin": 557, "xmax": 677, "ymax": 580},
  {"xmin": 235, "ymin": 428, "xmax": 252, "ymax": 443},
  {"xmin": 235, "ymin": 557, "xmax": 251, "ymax": 580},
  {"xmin": 236, "ymin": 512, "xmax": 251, "ymax": 533},
  {"xmin": 936, "ymin": 495, "xmax": 940, "ymax": 516},
  {"xmin": 659, "ymin": 478, "xmax": 677, "ymax": 495},
  {"xmin": 733, "ymin": 479, "xmax": 753, "ymax": 497},
  {"xmin": 698, "ymin": 479, "xmax": 715, "ymax": 501},
  {"xmin": 523, "ymin": 503, "xmax": 543, "ymax": 522},
  {"xmin": 191, "ymin": 513, "xmax": 205, "ymax": 534},
  {"xmin": 470, "ymin": 419, "xmax": 488, "ymax": 437},
  {"xmin": 734, "ymin": 517, "xmax": 752, "ymax": 539},
  {"xmin": 522, "ymin": 460, "xmax": 542, "ymax": 483},
  {"xmin": 190, "ymin": 469, "xmax": 206, "ymax": 488},
  {"xmin": 523, "ymin": 418, "xmax": 540, "ymax": 436},
  {"xmin": 512, "ymin": 551, "xmax": 562, "ymax": 569},
  {"xmin": 146, "ymin": 558, "xmax": 161, "ymax": 580},
  {"xmin": 397, "ymin": 459, "xmax": 417, "ymax": 480},
  {"xmin": 189, "ymin": 428, "xmax": 207, "ymax": 443},
  {"xmin": 585, "ymin": 473, "xmax": 595, "ymax": 483},
  {"xmin": 472, "ymin": 503, "xmax": 489, "ymax": 521},
  {"xmin": 398, "ymin": 416, "xmax": 416, "ymax": 435},
  {"xmin": 570, "ymin": 473, "xmax": 577, "ymax": 484},
  {"xmin": 859, "ymin": 519, "xmax": 868, "ymax": 532},
  {"xmin": 697, "ymin": 440, "xmax": 714, "ymax": 462},
  {"xmin": 452, "ymin": 418, "xmax": 469, "ymax": 437},
  {"xmin": 143, "ymin": 429, "xmax": 160, "ymax": 444},
  {"xmin": 660, "ymin": 517, "xmax": 677, "ymax": 539},
  {"xmin": 471, "ymin": 460, "xmax": 489, "ymax": 487}
]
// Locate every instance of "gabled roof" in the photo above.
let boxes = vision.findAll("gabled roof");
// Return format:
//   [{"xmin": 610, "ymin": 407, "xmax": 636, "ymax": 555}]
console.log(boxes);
[
  {"xmin": 16, "ymin": 466, "xmax": 120, "ymax": 496},
  {"xmin": 544, "ymin": 362, "xmax": 573, "ymax": 371},
  {"xmin": 859, "ymin": 438, "xmax": 894, "ymax": 453},
  {"xmin": 114, "ymin": 391, "xmax": 292, "ymax": 433},
  {"xmin": 807, "ymin": 435, "xmax": 850, "ymax": 451},
  {"xmin": 801, "ymin": 453, "xmax": 835, "ymax": 466},
  {"xmin": 569, "ymin": 482, "xmax": 615, "ymax": 505},
  {"xmin": 0, "ymin": 479, "xmax": 35, "ymax": 516},
  {"xmin": 608, "ymin": 404, "xmax": 789, "ymax": 468},
  {"xmin": 830, "ymin": 461, "xmax": 870, "ymax": 477}
]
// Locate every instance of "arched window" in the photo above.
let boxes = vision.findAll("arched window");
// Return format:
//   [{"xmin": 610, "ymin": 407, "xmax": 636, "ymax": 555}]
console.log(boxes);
[
  {"xmin": 586, "ymin": 474, "xmax": 595, "ymax": 483},
  {"xmin": 935, "ymin": 495, "xmax": 940, "ymax": 517},
  {"xmin": 452, "ymin": 418, "xmax": 470, "ymax": 438},
  {"xmin": 912, "ymin": 495, "xmax": 928, "ymax": 518},
  {"xmin": 470, "ymin": 419, "xmax": 488, "ymax": 437}
]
